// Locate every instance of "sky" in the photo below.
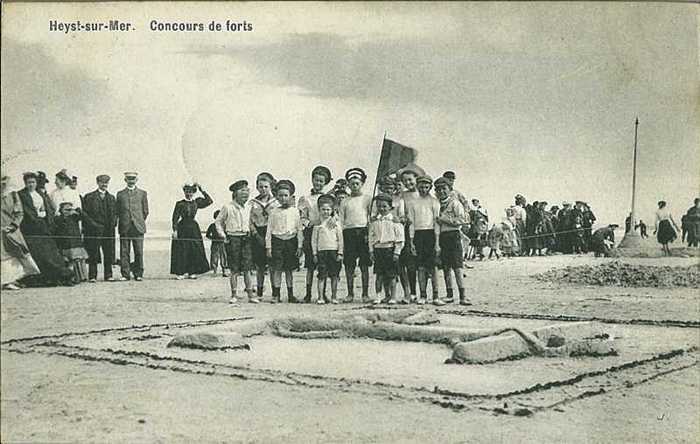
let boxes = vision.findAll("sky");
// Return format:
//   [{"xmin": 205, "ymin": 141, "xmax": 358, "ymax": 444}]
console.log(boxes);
[{"xmin": 1, "ymin": 2, "xmax": 698, "ymax": 229}]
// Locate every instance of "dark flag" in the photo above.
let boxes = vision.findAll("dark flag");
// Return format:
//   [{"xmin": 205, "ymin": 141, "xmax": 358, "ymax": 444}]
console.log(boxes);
[{"xmin": 376, "ymin": 138, "xmax": 425, "ymax": 180}]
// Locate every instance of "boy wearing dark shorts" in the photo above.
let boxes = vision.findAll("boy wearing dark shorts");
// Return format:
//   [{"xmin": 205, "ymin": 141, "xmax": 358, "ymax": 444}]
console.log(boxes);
[
  {"xmin": 216, "ymin": 180, "xmax": 255, "ymax": 304},
  {"xmin": 338, "ymin": 168, "xmax": 373, "ymax": 303},
  {"xmin": 298, "ymin": 165, "xmax": 333, "ymax": 302},
  {"xmin": 311, "ymin": 194, "xmax": 343, "ymax": 304},
  {"xmin": 398, "ymin": 168, "xmax": 419, "ymax": 303},
  {"xmin": 369, "ymin": 194, "xmax": 404, "ymax": 305},
  {"xmin": 266, "ymin": 180, "xmax": 303, "ymax": 303},
  {"xmin": 250, "ymin": 172, "xmax": 279, "ymax": 301},
  {"xmin": 407, "ymin": 175, "xmax": 444, "ymax": 306},
  {"xmin": 434, "ymin": 177, "xmax": 471, "ymax": 305}
]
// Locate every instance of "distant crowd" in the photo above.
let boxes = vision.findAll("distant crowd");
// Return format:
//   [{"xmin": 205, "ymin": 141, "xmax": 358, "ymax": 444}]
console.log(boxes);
[{"xmin": 2, "ymin": 167, "xmax": 698, "ymax": 304}]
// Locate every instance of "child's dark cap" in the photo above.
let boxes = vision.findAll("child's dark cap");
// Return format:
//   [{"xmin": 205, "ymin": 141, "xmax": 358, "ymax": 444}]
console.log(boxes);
[
  {"xmin": 312, "ymin": 166, "xmax": 332, "ymax": 184},
  {"xmin": 229, "ymin": 180, "xmax": 248, "ymax": 193}
]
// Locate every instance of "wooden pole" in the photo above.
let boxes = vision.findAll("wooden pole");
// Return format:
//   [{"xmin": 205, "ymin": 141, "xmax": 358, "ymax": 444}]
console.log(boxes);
[{"xmin": 630, "ymin": 117, "xmax": 639, "ymax": 228}]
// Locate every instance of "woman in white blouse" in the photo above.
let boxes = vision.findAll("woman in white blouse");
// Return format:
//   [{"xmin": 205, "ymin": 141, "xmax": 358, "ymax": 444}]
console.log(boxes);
[
  {"xmin": 654, "ymin": 200, "xmax": 680, "ymax": 256},
  {"xmin": 49, "ymin": 169, "xmax": 81, "ymax": 215}
]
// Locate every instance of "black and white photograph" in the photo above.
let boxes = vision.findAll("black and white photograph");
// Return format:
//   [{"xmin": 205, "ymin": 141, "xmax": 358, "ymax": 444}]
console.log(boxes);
[{"xmin": 1, "ymin": 2, "xmax": 698, "ymax": 442}]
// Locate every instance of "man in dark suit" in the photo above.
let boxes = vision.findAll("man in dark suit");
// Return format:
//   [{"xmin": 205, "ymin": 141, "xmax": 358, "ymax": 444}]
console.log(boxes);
[
  {"xmin": 116, "ymin": 172, "xmax": 149, "ymax": 281},
  {"xmin": 82, "ymin": 174, "xmax": 117, "ymax": 282}
]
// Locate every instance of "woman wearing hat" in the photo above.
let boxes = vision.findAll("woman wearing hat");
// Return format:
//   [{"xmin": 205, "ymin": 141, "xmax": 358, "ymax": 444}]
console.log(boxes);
[
  {"xmin": 17, "ymin": 172, "xmax": 74, "ymax": 286},
  {"xmin": 170, "ymin": 182, "xmax": 213, "ymax": 279},
  {"xmin": 1, "ymin": 175, "xmax": 40, "ymax": 289},
  {"xmin": 49, "ymin": 169, "xmax": 82, "ymax": 215}
]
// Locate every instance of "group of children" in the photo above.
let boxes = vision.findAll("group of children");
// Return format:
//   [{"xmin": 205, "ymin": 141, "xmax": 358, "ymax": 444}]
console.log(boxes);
[{"xmin": 209, "ymin": 165, "xmax": 472, "ymax": 306}]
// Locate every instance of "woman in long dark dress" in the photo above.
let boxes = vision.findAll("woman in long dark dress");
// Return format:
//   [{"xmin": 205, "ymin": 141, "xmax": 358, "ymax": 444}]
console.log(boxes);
[
  {"xmin": 170, "ymin": 183, "xmax": 213, "ymax": 279},
  {"xmin": 16, "ymin": 172, "xmax": 73, "ymax": 286},
  {"xmin": 654, "ymin": 200, "xmax": 680, "ymax": 256}
]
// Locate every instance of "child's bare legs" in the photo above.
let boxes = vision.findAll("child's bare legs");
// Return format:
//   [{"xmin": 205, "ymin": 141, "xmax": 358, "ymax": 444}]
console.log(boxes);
[
  {"xmin": 284, "ymin": 270, "xmax": 295, "ymax": 302},
  {"xmin": 270, "ymin": 269, "xmax": 283, "ymax": 303},
  {"xmin": 384, "ymin": 276, "xmax": 396, "ymax": 303},
  {"xmin": 344, "ymin": 262, "xmax": 356, "ymax": 302},
  {"xmin": 229, "ymin": 271, "xmax": 252, "ymax": 302},
  {"xmin": 417, "ymin": 268, "xmax": 428, "ymax": 303},
  {"xmin": 316, "ymin": 277, "xmax": 325, "ymax": 303},
  {"xmin": 430, "ymin": 268, "xmax": 443, "ymax": 304},
  {"xmin": 330, "ymin": 276, "xmax": 339, "ymax": 302},
  {"xmin": 256, "ymin": 266, "xmax": 266, "ymax": 298},
  {"xmin": 399, "ymin": 268, "xmax": 409, "ymax": 301},
  {"xmin": 305, "ymin": 268, "xmax": 315, "ymax": 303},
  {"xmin": 443, "ymin": 267, "xmax": 454, "ymax": 302},
  {"xmin": 360, "ymin": 265, "xmax": 370, "ymax": 302},
  {"xmin": 453, "ymin": 267, "xmax": 469, "ymax": 304}
]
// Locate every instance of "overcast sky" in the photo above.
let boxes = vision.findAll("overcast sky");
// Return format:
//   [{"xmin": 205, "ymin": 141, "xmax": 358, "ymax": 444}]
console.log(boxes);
[{"xmin": 1, "ymin": 2, "xmax": 697, "ymax": 228}]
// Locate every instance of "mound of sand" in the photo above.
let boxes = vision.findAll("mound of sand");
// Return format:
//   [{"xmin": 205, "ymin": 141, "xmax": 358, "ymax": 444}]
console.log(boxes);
[{"xmin": 534, "ymin": 261, "xmax": 700, "ymax": 288}]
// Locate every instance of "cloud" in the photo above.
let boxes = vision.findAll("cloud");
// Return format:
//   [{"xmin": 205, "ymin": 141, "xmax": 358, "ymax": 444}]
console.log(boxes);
[{"xmin": 0, "ymin": 38, "xmax": 108, "ymax": 162}]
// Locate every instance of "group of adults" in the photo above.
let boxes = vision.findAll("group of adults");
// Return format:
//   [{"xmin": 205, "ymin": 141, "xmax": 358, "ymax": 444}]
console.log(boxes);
[
  {"xmin": 1, "ymin": 170, "xmax": 149, "ymax": 290},
  {"xmin": 484, "ymin": 196, "xmax": 600, "ymax": 258}
]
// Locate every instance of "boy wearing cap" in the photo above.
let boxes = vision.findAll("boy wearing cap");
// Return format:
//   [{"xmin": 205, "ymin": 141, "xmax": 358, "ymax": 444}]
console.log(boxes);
[
  {"xmin": 338, "ymin": 168, "xmax": 373, "ymax": 303},
  {"xmin": 369, "ymin": 194, "xmax": 404, "ymax": 305},
  {"xmin": 250, "ymin": 172, "xmax": 279, "ymax": 300},
  {"xmin": 297, "ymin": 165, "xmax": 333, "ymax": 302},
  {"xmin": 398, "ymin": 168, "xmax": 420, "ymax": 302},
  {"xmin": 434, "ymin": 177, "xmax": 471, "ymax": 305},
  {"xmin": 216, "ymin": 180, "xmax": 255, "ymax": 304},
  {"xmin": 407, "ymin": 175, "xmax": 444, "ymax": 306},
  {"xmin": 116, "ymin": 172, "xmax": 149, "ymax": 281},
  {"xmin": 311, "ymin": 194, "xmax": 344, "ymax": 304},
  {"xmin": 82, "ymin": 174, "xmax": 117, "ymax": 282},
  {"xmin": 266, "ymin": 179, "xmax": 303, "ymax": 303}
]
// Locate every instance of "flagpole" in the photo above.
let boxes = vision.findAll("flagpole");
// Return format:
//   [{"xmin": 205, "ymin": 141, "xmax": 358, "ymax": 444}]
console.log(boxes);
[
  {"xmin": 618, "ymin": 117, "xmax": 642, "ymax": 250},
  {"xmin": 368, "ymin": 131, "xmax": 387, "ymax": 222}
]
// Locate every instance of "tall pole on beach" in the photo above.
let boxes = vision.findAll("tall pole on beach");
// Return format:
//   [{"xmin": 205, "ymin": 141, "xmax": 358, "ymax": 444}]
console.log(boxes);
[
  {"xmin": 630, "ymin": 117, "xmax": 639, "ymax": 228},
  {"xmin": 619, "ymin": 117, "xmax": 642, "ymax": 250}
]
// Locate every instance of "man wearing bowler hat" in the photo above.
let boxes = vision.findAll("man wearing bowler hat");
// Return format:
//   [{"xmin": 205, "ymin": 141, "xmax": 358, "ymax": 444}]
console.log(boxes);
[
  {"xmin": 116, "ymin": 172, "xmax": 149, "ymax": 281},
  {"xmin": 82, "ymin": 174, "xmax": 117, "ymax": 282}
]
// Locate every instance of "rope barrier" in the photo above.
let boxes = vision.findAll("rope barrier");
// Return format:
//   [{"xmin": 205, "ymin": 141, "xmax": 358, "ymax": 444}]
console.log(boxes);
[{"xmin": 10, "ymin": 226, "xmax": 598, "ymax": 243}]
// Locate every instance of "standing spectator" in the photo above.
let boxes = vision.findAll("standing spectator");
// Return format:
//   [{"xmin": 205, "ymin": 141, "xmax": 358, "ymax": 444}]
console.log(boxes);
[
  {"xmin": 311, "ymin": 194, "xmax": 344, "ymax": 304},
  {"xmin": 36, "ymin": 171, "xmax": 56, "ymax": 217},
  {"xmin": 407, "ymin": 175, "xmax": 444, "ymax": 306},
  {"xmin": 368, "ymin": 194, "xmax": 404, "ymax": 305},
  {"xmin": 338, "ymin": 168, "xmax": 373, "ymax": 303},
  {"xmin": 441, "ymin": 171, "xmax": 470, "ymax": 210},
  {"xmin": 582, "ymin": 202, "xmax": 596, "ymax": 252},
  {"xmin": 249, "ymin": 172, "xmax": 279, "ymax": 300},
  {"xmin": 636, "ymin": 220, "xmax": 649, "ymax": 239},
  {"xmin": 170, "ymin": 183, "xmax": 212, "ymax": 279},
  {"xmin": 654, "ymin": 200, "xmax": 680, "ymax": 256},
  {"xmin": 684, "ymin": 198, "xmax": 700, "ymax": 247},
  {"xmin": 116, "ymin": 172, "xmax": 149, "ymax": 281},
  {"xmin": 468, "ymin": 199, "xmax": 489, "ymax": 260},
  {"xmin": 557, "ymin": 202, "xmax": 573, "ymax": 254},
  {"xmin": 265, "ymin": 180, "xmax": 303, "ymax": 304},
  {"xmin": 49, "ymin": 169, "xmax": 81, "ymax": 215},
  {"xmin": 206, "ymin": 210, "xmax": 229, "ymax": 276},
  {"xmin": 297, "ymin": 166, "xmax": 332, "ymax": 303},
  {"xmin": 1, "ymin": 175, "xmax": 40, "ymax": 290},
  {"xmin": 512, "ymin": 195, "xmax": 527, "ymax": 255},
  {"xmin": 216, "ymin": 180, "xmax": 255, "ymax": 304},
  {"xmin": 434, "ymin": 177, "xmax": 469, "ymax": 305},
  {"xmin": 82, "ymin": 174, "xmax": 117, "ymax": 282}
]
